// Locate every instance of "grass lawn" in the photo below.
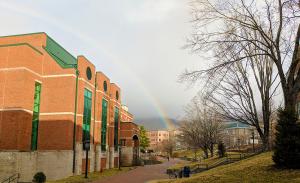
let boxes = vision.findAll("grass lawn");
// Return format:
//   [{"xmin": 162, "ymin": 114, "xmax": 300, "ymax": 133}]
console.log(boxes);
[
  {"xmin": 47, "ymin": 167, "xmax": 133, "ymax": 183},
  {"xmin": 168, "ymin": 151, "xmax": 241, "ymax": 171},
  {"xmin": 173, "ymin": 149, "xmax": 203, "ymax": 159},
  {"xmin": 158, "ymin": 152, "xmax": 300, "ymax": 183}
]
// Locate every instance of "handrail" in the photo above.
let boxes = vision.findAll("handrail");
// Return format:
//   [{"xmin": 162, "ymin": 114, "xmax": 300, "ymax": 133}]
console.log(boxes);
[{"xmin": 1, "ymin": 173, "xmax": 20, "ymax": 183}]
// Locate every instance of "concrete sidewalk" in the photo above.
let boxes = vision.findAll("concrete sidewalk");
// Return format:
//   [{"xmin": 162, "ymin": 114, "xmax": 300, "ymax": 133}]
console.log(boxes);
[{"xmin": 92, "ymin": 158, "xmax": 183, "ymax": 183}]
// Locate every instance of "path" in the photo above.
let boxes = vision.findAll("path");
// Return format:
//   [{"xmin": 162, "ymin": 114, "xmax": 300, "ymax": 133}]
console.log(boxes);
[{"xmin": 93, "ymin": 158, "xmax": 184, "ymax": 183}]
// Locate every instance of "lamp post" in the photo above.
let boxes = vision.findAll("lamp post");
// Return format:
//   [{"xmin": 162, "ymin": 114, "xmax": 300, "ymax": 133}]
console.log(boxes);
[
  {"xmin": 83, "ymin": 140, "xmax": 90, "ymax": 178},
  {"xmin": 118, "ymin": 143, "xmax": 122, "ymax": 170},
  {"xmin": 237, "ymin": 138, "xmax": 240, "ymax": 152}
]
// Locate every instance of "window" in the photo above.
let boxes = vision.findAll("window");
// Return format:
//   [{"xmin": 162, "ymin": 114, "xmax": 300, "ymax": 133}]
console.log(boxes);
[
  {"xmin": 82, "ymin": 89, "xmax": 92, "ymax": 144},
  {"xmin": 114, "ymin": 107, "xmax": 119, "ymax": 151},
  {"xmin": 31, "ymin": 82, "xmax": 41, "ymax": 150},
  {"xmin": 116, "ymin": 91, "xmax": 119, "ymax": 100},
  {"xmin": 103, "ymin": 81, "xmax": 107, "ymax": 92},
  {"xmin": 86, "ymin": 67, "xmax": 92, "ymax": 80},
  {"xmin": 101, "ymin": 99, "xmax": 108, "ymax": 151}
]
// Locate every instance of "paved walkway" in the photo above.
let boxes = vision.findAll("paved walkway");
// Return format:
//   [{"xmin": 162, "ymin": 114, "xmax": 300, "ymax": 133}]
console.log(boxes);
[{"xmin": 93, "ymin": 158, "xmax": 184, "ymax": 183}]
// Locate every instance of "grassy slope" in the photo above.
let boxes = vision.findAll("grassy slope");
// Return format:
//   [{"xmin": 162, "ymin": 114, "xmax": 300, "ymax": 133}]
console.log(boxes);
[
  {"xmin": 168, "ymin": 152, "xmax": 240, "ymax": 171},
  {"xmin": 173, "ymin": 149, "xmax": 204, "ymax": 159},
  {"xmin": 159, "ymin": 152, "xmax": 300, "ymax": 183}
]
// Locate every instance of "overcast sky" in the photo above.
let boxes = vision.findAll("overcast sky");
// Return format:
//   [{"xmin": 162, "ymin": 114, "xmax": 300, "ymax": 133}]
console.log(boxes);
[{"xmin": 0, "ymin": 0, "xmax": 205, "ymax": 120}]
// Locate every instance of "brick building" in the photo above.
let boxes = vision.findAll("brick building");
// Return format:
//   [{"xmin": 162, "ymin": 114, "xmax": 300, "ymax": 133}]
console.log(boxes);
[
  {"xmin": 146, "ymin": 130, "xmax": 170, "ymax": 151},
  {"xmin": 119, "ymin": 105, "xmax": 140, "ymax": 166},
  {"xmin": 0, "ymin": 33, "xmax": 139, "ymax": 181}
]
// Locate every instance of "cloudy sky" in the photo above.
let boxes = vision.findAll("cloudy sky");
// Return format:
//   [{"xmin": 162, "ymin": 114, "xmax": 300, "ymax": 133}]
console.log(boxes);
[{"xmin": 0, "ymin": 1, "xmax": 205, "ymax": 120}]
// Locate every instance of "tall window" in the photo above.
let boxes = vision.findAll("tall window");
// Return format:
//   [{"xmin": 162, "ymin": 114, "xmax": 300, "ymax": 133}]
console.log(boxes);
[
  {"xmin": 31, "ymin": 82, "xmax": 41, "ymax": 150},
  {"xmin": 83, "ymin": 89, "xmax": 92, "ymax": 143},
  {"xmin": 114, "ymin": 107, "xmax": 119, "ymax": 151},
  {"xmin": 101, "ymin": 99, "xmax": 108, "ymax": 151}
]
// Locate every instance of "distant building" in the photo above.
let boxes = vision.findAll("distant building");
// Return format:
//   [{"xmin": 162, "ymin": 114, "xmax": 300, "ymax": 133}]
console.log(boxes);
[
  {"xmin": 146, "ymin": 129, "xmax": 182, "ymax": 151},
  {"xmin": 222, "ymin": 121, "xmax": 259, "ymax": 148},
  {"xmin": 147, "ymin": 130, "xmax": 170, "ymax": 150}
]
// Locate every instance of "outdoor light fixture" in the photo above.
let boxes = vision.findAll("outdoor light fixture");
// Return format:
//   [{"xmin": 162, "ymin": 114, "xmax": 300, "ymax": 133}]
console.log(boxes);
[{"xmin": 83, "ymin": 140, "xmax": 90, "ymax": 178}]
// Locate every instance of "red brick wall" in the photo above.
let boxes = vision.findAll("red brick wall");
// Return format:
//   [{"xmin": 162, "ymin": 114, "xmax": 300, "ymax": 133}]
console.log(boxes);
[
  {"xmin": 0, "ymin": 111, "xmax": 32, "ymax": 150},
  {"xmin": 120, "ymin": 122, "xmax": 140, "ymax": 147},
  {"xmin": 101, "ymin": 158, "xmax": 107, "ymax": 170},
  {"xmin": 114, "ymin": 157, "xmax": 119, "ymax": 168}
]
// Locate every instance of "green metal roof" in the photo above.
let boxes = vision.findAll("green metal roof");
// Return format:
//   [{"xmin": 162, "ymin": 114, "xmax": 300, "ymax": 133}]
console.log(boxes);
[
  {"xmin": 225, "ymin": 121, "xmax": 249, "ymax": 129},
  {"xmin": 44, "ymin": 36, "xmax": 77, "ymax": 69}
]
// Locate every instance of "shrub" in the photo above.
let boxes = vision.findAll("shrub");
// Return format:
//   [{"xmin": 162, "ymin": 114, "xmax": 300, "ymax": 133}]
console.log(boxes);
[
  {"xmin": 172, "ymin": 152, "xmax": 179, "ymax": 158},
  {"xmin": 33, "ymin": 172, "xmax": 46, "ymax": 183},
  {"xmin": 273, "ymin": 108, "xmax": 300, "ymax": 169}
]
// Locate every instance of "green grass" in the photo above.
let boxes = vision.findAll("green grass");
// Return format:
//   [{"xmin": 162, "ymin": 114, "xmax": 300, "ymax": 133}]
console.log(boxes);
[
  {"xmin": 173, "ymin": 149, "xmax": 203, "ymax": 159},
  {"xmin": 158, "ymin": 152, "xmax": 300, "ymax": 183},
  {"xmin": 168, "ymin": 151, "xmax": 240, "ymax": 171},
  {"xmin": 47, "ymin": 167, "xmax": 132, "ymax": 183}
]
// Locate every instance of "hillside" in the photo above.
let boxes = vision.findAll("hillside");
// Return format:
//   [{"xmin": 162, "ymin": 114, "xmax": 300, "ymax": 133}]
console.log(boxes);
[{"xmin": 158, "ymin": 152, "xmax": 300, "ymax": 183}]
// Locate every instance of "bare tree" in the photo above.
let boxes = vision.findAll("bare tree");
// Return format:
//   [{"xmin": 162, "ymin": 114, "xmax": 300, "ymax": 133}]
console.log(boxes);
[
  {"xmin": 180, "ymin": 98, "xmax": 224, "ymax": 158},
  {"xmin": 160, "ymin": 138, "xmax": 176, "ymax": 157},
  {"xmin": 183, "ymin": 0, "xmax": 300, "ymax": 113},
  {"xmin": 202, "ymin": 47, "xmax": 278, "ymax": 150}
]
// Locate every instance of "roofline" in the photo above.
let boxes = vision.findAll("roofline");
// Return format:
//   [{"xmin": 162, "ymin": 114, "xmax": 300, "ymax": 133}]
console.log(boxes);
[
  {"xmin": 0, "ymin": 32, "xmax": 46, "ymax": 39},
  {"xmin": 77, "ymin": 55, "xmax": 95, "ymax": 67},
  {"xmin": 120, "ymin": 121, "xmax": 139, "ymax": 126},
  {"xmin": 96, "ymin": 71, "xmax": 110, "ymax": 80},
  {"xmin": 46, "ymin": 35, "xmax": 77, "ymax": 63}
]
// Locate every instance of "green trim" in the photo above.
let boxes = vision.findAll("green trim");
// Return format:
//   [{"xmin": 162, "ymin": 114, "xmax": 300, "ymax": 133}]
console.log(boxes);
[
  {"xmin": 93, "ymin": 72, "xmax": 97, "ymax": 144},
  {"xmin": 0, "ymin": 43, "xmax": 43, "ymax": 55},
  {"xmin": 44, "ymin": 36, "xmax": 77, "ymax": 69},
  {"xmin": 31, "ymin": 82, "xmax": 42, "ymax": 151},
  {"xmin": 101, "ymin": 99, "xmax": 108, "ymax": 151},
  {"xmin": 0, "ymin": 32, "xmax": 45, "ymax": 39},
  {"xmin": 83, "ymin": 89, "xmax": 92, "ymax": 142},
  {"xmin": 114, "ymin": 107, "xmax": 119, "ymax": 151},
  {"xmin": 72, "ymin": 68, "xmax": 79, "ymax": 173}
]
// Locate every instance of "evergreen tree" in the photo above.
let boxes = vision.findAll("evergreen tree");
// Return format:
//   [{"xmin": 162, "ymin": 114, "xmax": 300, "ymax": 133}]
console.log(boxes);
[
  {"xmin": 139, "ymin": 126, "xmax": 150, "ymax": 151},
  {"xmin": 273, "ymin": 108, "xmax": 300, "ymax": 168}
]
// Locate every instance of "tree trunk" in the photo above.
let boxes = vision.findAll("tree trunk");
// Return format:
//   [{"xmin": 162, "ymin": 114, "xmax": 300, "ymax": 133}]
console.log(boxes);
[
  {"xmin": 256, "ymin": 125, "xmax": 269, "ymax": 151},
  {"xmin": 210, "ymin": 143, "xmax": 214, "ymax": 157},
  {"xmin": 203, "ymin": 148, "xmax": 208, "ymax": 159},
  {"xmin": 285, "ymin": 90, "xmax": 298, "ymax": 113}
]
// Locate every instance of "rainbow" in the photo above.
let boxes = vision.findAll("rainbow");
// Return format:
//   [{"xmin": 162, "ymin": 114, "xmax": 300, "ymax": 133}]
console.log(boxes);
[{"xmin": 0, "ymin": 1, "xmax": 175, "ymax": 130}]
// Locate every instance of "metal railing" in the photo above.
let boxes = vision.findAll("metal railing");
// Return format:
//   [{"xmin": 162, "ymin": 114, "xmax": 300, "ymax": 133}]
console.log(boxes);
[
  {"xmin": 190, "ymin": 150, "xmax": 264, "ymax": 174},
  {"xmin": 1, "ymin": 173, "xmax": 20, "ymax": 183}
]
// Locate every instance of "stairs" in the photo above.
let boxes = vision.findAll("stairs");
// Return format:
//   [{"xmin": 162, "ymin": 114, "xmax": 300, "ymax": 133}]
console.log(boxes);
[{"xmin": 1, "ymin": 173, "xmax": 19, "ymax": 183}]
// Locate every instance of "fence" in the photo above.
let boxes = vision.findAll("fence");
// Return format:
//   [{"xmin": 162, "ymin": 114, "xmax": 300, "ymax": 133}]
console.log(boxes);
[{"xmin": 1, "ymin": 173, "xmax": 19, "ymax": 183}]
